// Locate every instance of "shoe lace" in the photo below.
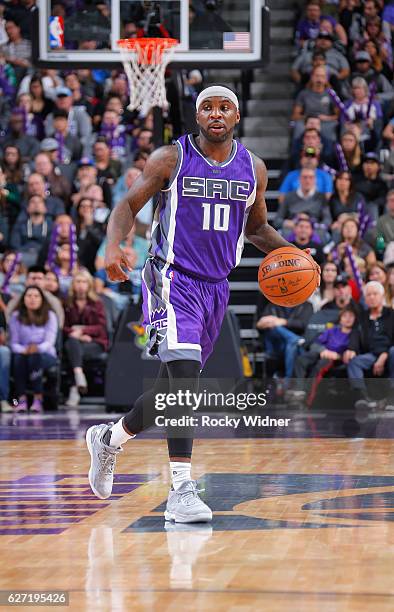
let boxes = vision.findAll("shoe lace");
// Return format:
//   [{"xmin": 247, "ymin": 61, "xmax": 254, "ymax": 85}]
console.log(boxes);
[
  {"xmin": 98, "ymin": 449, "xmax": 117, "ymax": 476},
  {"xmin": 177, "ymin": 481, "xmax": 205, "ymax": 506}
]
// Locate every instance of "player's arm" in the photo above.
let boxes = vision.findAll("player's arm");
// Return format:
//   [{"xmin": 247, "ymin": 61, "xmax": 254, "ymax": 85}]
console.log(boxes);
[
  {"xmin": 105, "ymin": 145, "xmax": 178, "ymax": 281},
  {"xmin": 245, "ymin": 156, "xmax": 293, "ymax": 254}
]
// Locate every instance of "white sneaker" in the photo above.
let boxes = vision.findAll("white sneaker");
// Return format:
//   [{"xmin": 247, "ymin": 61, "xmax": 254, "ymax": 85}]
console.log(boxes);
[
  {"xmin": 0, "ymin": 400, "xmax": 13, "ymax": 413},
  {"xmin": 86, "ymin": 423, "xmax": 122, "ymax": 499},
  {"xmin": 165, "ymin": 480, "xmax": 212, "ymax": 523},
  {"xmin": 66, "ymin": 385, "xmax": 80, "ymax": 407}
]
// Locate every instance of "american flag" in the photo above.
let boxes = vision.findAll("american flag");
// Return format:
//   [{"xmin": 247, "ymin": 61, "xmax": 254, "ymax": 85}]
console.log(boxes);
[{"xmin": 223, "ymin": 32, "xmax": 251, "ymax": 51}]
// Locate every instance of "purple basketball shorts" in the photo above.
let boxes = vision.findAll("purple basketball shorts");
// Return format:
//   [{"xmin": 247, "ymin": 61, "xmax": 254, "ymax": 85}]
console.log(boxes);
[{"xmin": 141, "ymin": 257, "xmax": 229, "ymax": 367}]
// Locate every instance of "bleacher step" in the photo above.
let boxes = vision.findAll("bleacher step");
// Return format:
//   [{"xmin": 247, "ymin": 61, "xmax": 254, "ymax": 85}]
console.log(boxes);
[
  {"xmin": 228, "ymin": 305, "xmax": 257, "ymax": 315},
  {"xmin": 229, "ymin": 281, "xmax": 260, "ymax": 291},
  {"xmin": 250, "ymin": 82, "xmax": 293, "ymax": 98},
  {"xmin": 243, "ymin": 116, "xmax": 290, "ymax": 135},
  {"xmin": 270, "ymin": 26, "xmax": 293, "ymax": 39},
  {"xmin": 270, "ymin": 9, "xmax": 294, "ymax": 26},
  {"xmin": 241, "ymin": 136, "xmax": 289, "ymax": 158},
  {"xmin": 240, "ymin": 329, "xmax": 259, "ymax": 340},
  {"xmin": 243, "ymin": 124, "xmax": 290, "ymax": 137},
  {"xmin": 247, "ymin": 99, "xmax": 293, "ymax": 114},
  {"xmin": 266, "ymin": 0, "xmax": 296, "ymax": 9}
]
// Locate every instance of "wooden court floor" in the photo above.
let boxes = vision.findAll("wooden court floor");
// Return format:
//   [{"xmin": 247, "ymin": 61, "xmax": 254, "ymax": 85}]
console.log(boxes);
[{"xmin": 0, "ymin": 437, "xmax": 394, "ymax": 612}]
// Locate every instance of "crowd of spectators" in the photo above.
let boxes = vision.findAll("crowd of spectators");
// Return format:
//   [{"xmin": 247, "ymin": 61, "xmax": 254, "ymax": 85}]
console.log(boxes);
[
  {"xmin": 256, "ymin": 0, "xmax": 394, "ymax": 410},
  {"xmin": 0, "ymin": 0, "xmax": 178, "ymax": 411},
  {"xmin": 4, "ymin": 0, "xmax": 394, "ymax": 413}
]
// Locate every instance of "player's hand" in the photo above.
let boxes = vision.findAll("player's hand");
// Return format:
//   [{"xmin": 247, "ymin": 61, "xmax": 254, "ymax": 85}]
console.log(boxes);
[
  {"xmin": 303, "ymin": 249, "xmax": 321, "ymax": 286},
  {"xmin": 105, "ymin": 244, "xmax": 133, "ymax": 282}
]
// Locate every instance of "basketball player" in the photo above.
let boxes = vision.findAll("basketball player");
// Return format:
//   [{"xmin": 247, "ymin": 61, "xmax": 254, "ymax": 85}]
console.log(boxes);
[{"xmin": 86, "ymin": 85, "xmax": 310, "ymax": 523}]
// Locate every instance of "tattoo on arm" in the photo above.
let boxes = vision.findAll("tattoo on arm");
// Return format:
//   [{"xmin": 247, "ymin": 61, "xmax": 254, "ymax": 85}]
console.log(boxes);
[
  {"xmin": 106, "ymin": 145, "xmax": 178, "ymax": 246},
  {"xmin": 245, "ymin": 155, "xmax": 292, "ymax": 254}
]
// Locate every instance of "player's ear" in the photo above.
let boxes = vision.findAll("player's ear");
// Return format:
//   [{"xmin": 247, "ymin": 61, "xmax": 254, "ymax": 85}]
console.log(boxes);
[{"xmin": 236, "ymin": 110, "xmax": 240, "ymax": 124}]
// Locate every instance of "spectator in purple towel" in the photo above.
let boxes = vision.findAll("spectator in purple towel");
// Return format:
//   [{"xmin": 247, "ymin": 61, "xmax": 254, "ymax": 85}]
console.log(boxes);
[{"xmin": 9, "ymin": 285, "xmax": 58, "ymax": 413}]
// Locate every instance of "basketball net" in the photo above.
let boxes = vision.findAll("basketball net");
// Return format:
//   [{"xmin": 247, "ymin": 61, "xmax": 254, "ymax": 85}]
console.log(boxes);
[{"xmin": 117, "ymin": 37, "xmax": 178, "ymax": 115}]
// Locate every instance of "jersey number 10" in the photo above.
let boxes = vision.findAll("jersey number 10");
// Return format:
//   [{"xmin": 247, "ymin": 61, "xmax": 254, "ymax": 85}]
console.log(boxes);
[{"xmin": 202, "ymin": 203, "xmax": 230, "ymax": 232}]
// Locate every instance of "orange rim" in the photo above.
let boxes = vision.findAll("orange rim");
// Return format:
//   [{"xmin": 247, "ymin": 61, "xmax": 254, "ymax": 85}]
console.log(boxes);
[
  {"xmin": 117, "ymin": 37, "xmax": 178, "ymax": 50},
  {"xmin": 117, "ymin": 37, "xmax": 178, "ymax": 63}
]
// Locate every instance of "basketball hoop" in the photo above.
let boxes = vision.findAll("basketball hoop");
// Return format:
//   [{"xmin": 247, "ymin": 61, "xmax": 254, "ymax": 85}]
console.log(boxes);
[{"xmin": 117, "ymin": 37, "xmax": 178, "ymax": 114}]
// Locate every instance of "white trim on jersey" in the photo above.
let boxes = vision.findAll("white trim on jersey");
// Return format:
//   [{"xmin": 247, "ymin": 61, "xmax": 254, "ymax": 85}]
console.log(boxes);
[
  {"xmin": 162, "ymin": 273, "xmax": 202, "ymax": 352},
  {"xmin": 246, "ymin": 178, "xmax": 257, "ymax": 212},
  {"xmin": 235, "ymin": 231, "xmax": 245, "ymax": 268},
  {"xmin": 161, "ymin": 141, "xmax": 184, "ymax": 193},
  {"xmin": 247, "ymin": 149, "xmax": 257, "ymax": 185},
  {"xmin": 141, "ymin": 262, "xmax": 153, "ymax": 321},
  {"xmin": 235, "ymin": 182, "xmax": 257, "ymax": 267},
  {"xmin": 160, "ymin": 159, "xmax": 201, "ymax": 352},
  {"xmin": 150, "ymin": 198, "xmax": 161, "ymax": 239},
  {"xmin": 234, "ymin": 149, "xmax": 257, "ymax": 268},
  {"xmin": 161, "ymin": 273, "xmax": 176, "ymax": 346},
  {"xmin": 188, "ymin": 134, "xmax": 238, "ymax": 168},
  {"xmin": 142, "ymin": 261, "xmax": 201, "ymax": 353},
  {"xmin": 163, "ymin": 159, "xmax": 180, "ymax": 267}
]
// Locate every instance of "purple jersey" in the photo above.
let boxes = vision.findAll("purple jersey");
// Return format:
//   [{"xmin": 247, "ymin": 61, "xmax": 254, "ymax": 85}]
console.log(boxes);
[{"xmin": 150, "ymin": 134, "xmax": 257, "ymax": 282}]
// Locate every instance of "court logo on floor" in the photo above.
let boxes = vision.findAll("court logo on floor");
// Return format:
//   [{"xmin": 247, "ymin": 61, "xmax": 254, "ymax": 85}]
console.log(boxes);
[
  {"xmin": 0, "ymin": 473, "xmax": 158, "ymax": 536},
  {"xmin": 124, "ymin": 473, "xmax": 394, "ymax": 532}
]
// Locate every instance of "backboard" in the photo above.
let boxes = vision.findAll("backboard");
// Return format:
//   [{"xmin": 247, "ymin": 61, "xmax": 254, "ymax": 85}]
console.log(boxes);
[{"xmin": 35, "ymin": 0, "xmax": 269, "ymax": 69}]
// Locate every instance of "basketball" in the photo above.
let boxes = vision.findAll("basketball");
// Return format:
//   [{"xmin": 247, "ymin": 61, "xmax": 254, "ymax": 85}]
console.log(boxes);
[{"xmin": 258, "ymin": 246, "xmax": 320, "ymax": 307}]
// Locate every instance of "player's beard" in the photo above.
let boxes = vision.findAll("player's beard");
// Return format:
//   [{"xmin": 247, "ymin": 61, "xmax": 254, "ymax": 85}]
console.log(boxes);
[{"xmin": 199, "ymin": 125, "xmax": 233, "ymax": 144}]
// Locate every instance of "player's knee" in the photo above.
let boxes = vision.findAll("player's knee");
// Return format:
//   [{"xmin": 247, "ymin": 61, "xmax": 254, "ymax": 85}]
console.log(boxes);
[
  {"xmin": 167, "ymin": 359, "xmax": 201, "ymax": 381},
  {"xmin": 166, "ymin": 360, "xmax": 201, "ymax": 417}
]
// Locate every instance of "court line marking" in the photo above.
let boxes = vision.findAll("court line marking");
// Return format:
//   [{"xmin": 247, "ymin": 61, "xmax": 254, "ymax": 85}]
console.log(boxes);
[{"xmin": 63, "ymin": 588, "xmax": 394, "ymax": 597}]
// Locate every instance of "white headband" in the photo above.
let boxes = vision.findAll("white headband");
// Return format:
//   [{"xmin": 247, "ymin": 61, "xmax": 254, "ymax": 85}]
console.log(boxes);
[{"xmin": 196, "ymin": 86, "xmax": 239, "ymax": 111}]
